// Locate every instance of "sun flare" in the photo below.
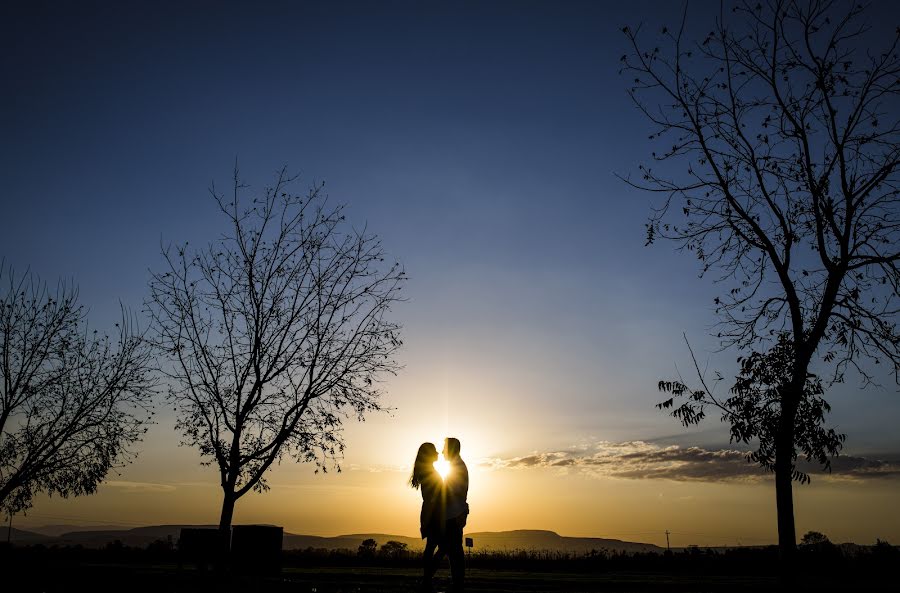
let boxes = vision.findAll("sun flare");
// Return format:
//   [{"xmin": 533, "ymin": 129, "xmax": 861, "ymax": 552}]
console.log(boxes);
[{"xmin": 434, "ymin": 454, "xmax": 451, "ymax": 480}]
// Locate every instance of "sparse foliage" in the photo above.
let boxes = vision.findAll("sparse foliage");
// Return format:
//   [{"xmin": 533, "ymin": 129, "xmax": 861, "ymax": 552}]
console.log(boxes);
[
  {"xmin": 658, "ymin": 333, "xmax": 845, "ymax": 484},
  {"xmin": 622, "ymin": 0, "xmax": 900, "ymax": 563},
  {"xmin": 146, "ymin": 166, "xmax": 405, "ymax": 541},
  {"xmin": 0, "ymin": 264, "xmax": 155, "ymax": 515}
]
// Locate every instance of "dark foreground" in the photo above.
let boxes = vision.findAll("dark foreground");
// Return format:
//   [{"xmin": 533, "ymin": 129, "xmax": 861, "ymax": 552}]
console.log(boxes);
[
  {"xmin": 3, "ymin": 543, "xmax": 897, "ymax": 592},
  {"xmin": 4, "ymin": 563, "xmax": 899, "ymax": 593},
  {"xmin": 0, "ymin": 564, "xmax": 777, "ymax": 593}
]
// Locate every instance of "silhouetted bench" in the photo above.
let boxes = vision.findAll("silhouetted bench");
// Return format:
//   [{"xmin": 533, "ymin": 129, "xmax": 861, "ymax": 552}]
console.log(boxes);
[{"xmin": 231, "ymin": 525, "xmax": 283, "ymax": 574}]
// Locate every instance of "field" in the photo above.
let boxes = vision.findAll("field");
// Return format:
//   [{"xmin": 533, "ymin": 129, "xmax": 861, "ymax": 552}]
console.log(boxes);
[
  {"xmin": 3, "ymin": 543, "xmax": 897, "ymax": 592},
  {"xmin": 3, "ymin": 563, "xmax": 780, "ymax": 593}
]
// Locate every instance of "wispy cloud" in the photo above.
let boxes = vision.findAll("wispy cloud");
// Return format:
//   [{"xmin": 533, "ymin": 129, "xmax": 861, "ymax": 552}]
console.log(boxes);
[
  {"xmin": 102, "ymin": 480, "xmax": 177, "ymax": 493},
  {"xmin": 479, "ymin": 441, "xmax": 900, "ymax": 483},
  {"xmin": 342, "ymin": 463, "xmax": 410, "ymax": 474}
]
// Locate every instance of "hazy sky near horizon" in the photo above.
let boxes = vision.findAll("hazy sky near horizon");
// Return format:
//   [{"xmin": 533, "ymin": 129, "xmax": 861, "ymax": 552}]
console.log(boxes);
[{"xmin": 3, "ymin": 1, "xmax": 900, "ymax": 546}]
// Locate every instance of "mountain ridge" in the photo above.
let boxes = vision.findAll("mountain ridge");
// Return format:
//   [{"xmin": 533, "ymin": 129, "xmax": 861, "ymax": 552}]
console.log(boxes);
[{"xmin": 4, "ymin": 525, "xmax": 662, "ymax": 553}]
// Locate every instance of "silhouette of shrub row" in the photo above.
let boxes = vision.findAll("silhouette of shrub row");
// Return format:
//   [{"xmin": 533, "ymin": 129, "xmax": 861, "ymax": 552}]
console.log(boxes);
[
  {"xmin": 4, "ymin": 537, "xmax": 897, "ymax": 579},
  {"xmin": 278, "ymin": 539, "xmax": 900, "ymax": 579}
]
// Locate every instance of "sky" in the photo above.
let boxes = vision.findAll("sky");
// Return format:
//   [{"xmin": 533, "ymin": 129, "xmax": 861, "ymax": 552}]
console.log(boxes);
[{"xmin": 2, "ymin": 0, "xmax": 900, "ymax": 547}]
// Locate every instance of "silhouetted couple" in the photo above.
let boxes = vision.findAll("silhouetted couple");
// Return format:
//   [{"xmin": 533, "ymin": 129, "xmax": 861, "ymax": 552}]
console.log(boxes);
[{"xmin": 410, "ymin": 437, "xmax": 469, "ymax": 593}]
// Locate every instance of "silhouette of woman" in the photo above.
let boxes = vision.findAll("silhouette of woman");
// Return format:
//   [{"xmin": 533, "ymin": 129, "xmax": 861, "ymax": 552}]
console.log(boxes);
[{"xmin": 410, "ymin": 442, "xmax": 442, "ymax": 591}]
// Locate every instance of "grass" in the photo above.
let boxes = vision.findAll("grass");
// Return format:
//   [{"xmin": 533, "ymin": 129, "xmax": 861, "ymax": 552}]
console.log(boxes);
[
  {"xmin": 279, "ymin": 566, "xmax": 778, "ymax": 592},
  {"xmin": 4, "ymin": 542, "xmax": 897, "ymax": 592}
]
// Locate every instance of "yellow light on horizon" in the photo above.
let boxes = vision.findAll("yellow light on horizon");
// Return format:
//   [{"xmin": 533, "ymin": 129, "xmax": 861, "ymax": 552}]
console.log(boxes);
[{"xmin": 434, "ymin": 454, "xmax": 450, "ymax": 480}]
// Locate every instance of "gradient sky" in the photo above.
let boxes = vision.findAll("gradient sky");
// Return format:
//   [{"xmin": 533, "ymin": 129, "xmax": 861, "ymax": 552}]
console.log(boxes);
[{"xmin": 3, "ymin": 1, "xmax": 900, "ymax": 547}]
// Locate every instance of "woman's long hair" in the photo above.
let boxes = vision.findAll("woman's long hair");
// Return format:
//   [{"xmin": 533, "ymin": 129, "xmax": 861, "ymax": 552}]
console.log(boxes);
[{"xmin": 409, "ymin": 442, "xmax": 438, "ymax": 489}]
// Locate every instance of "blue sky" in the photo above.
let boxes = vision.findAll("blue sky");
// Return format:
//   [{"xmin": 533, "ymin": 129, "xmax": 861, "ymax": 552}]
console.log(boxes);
[{"xmin": 4, "ymin": 0, "xmax": 899, "ymax": 448}]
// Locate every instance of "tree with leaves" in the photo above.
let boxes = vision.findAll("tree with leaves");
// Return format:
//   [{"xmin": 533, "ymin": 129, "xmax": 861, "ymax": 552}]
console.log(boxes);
[
  {"xmin": 358, "ymin": 538, "xmax": 378, "ymax": 558},
  {"xmin": 800, "ymin": 530, "xmax": 830, "ymax": 546},
  {"xmin": 658, "ymin": 332, "xmax": 845, "ymax": 481},
  {"xmin": 621, "ymin": 0, "xmax": 900, "ymax": 564},
  {"xmin": 379, "ymin": 540, "xmax": 409, "ymax": 560},
  {"xmin": 0, "ymin": 264, "xmax": 155, "ymax": 516},
  {"xmin": 147, "ymin": 166, "xmax": 405, "ymax": 553}
]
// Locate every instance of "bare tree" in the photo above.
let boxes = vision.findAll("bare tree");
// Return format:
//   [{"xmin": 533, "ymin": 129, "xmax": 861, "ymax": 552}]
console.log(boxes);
[
  {"xmin": 621, "ymin": 0, "xmax": 900, "ymax": 563},
  {"xmin": 0, "ymin": 264, "xmax": 155, "ymax": 516},
  {"xmin": 146, "ymin": 166, "xmax": 405, "ymax": 550}
]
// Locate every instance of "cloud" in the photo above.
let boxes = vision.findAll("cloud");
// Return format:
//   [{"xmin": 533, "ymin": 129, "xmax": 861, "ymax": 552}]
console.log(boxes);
[
  {"xmin": 824, "ymin": 455, "xmax": 900, "ymax": 480},
  {"xmin": 102, "ymin": 480, "xmax": 177, "ymax": 493},
  {"xmin": 343, "ymin": 463, "xmax": 410, "ymax": 473},
  {"xmin": 478, "ymin": 441, "xmax": 900, "ymax": 483}
]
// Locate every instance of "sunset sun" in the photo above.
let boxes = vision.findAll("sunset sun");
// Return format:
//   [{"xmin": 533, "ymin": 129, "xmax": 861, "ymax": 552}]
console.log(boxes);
[{"xmin": 434, "ymin": 454, "xmax": 451, "ymax": 480}]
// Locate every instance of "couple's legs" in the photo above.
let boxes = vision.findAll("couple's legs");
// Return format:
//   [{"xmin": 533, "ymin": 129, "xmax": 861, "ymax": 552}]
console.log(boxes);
[
  {"xmin": 444, "ymin": 517, "xmax": 465, "ymax": 592},
  {"xmin": 422, "ymin": 519, "xmax": 465, "ymax": 592},
  {"xmin": 423, "ymin": 518, "xmax": 465, "ymax": 591},
  {"xmin": 422, "ymin": 536, "xmax": 440, "ymax": 590}
]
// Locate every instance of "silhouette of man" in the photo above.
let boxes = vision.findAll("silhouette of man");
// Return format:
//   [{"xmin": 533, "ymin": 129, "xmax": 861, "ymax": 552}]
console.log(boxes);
[{"xmin": 441, "ymin": 437, "xmax": 468, "ymax": 592}]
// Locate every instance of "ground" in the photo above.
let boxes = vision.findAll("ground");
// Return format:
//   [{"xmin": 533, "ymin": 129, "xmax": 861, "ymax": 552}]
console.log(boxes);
[{"xmin": 3, "ymin": 563, "xmax": 856, "ymax": 593}]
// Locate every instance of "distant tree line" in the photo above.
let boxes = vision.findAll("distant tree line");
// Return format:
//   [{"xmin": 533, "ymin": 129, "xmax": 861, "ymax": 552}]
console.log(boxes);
[{"xmin": 3, "ymin": 532, "xmax": 898, "ymax": 581}]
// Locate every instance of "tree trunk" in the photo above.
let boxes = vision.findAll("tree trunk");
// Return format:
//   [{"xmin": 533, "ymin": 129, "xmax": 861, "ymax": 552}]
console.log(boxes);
[
  {"xmin": 774, "ymin": 440, "xmax": 795, "ymax": 554},
  {"xmin": 774, "ymin": 390, "xmax": 799, "ymax": 587},
  {"xmin": 217, "ymin": 490, "xmax": 236, "ymax": 569}
]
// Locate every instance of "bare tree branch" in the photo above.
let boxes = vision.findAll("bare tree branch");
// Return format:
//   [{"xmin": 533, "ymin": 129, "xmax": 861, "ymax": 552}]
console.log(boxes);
[{"xmin": 145, "ymin": 165, "xmax": 406, "ymax": 536}]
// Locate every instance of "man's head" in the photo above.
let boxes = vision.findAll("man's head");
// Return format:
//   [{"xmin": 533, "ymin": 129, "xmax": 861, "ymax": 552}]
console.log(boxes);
[{"xmin": 443, "ymin": 437, "xmax": 461, "ymax": 460}]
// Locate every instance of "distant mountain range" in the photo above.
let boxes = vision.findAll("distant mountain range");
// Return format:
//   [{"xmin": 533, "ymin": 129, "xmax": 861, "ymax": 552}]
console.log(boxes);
[
  {"xmin": 2, "ymin": 525, "xmax": 662, "ymax": 554},
  {"xmin": 283, "ymin": 529, "xmax": 662, "ymax": 553},
  {"xmin": 25, "ymin": 524, "xmax": 136, "ymax": 537}
]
